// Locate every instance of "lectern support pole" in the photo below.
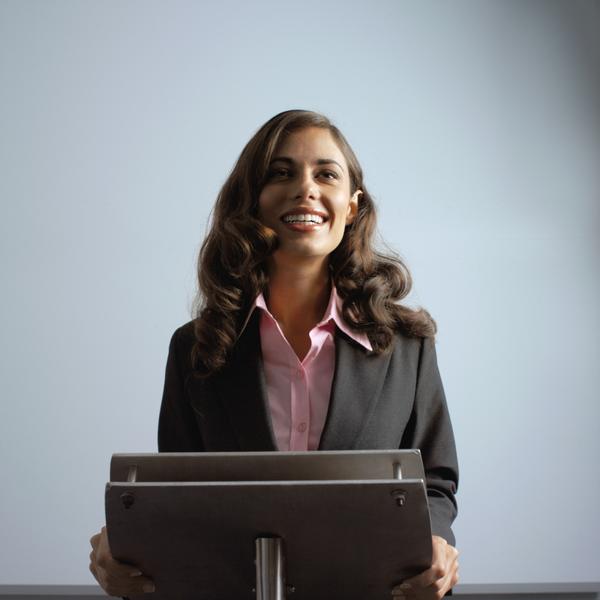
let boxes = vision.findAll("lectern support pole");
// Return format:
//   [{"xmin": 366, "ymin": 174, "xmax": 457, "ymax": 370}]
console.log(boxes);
[{"xmin": 255, "ymin": 537, "xmax": 285, "ymax": 600}]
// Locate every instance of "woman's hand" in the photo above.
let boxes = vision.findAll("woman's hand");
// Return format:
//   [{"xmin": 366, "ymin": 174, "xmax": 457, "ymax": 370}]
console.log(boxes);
[
  {"xmin": 89, "ymin": 526, "xmax": 155, "ymax": 597},
  {"xmin": 391, "ymin": 535, "xmax": 459, "ymax": 599}
]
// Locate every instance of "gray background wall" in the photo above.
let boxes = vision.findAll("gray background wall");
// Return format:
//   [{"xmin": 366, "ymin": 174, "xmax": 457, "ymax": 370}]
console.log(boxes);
[{"xmin": 1, "ymin": 0, "xmax": 599, "ymax": 589}]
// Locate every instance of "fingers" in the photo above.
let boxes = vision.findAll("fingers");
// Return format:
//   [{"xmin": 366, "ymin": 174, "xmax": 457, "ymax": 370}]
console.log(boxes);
[
  {"xmin": 391, "ymin": 582, "xmax": 417, "ymax": 599},
  {"xmin": 421, "ymin": 556, "xmax": 459, "ymax": 599},
  {"xmin": 391, "ymin": 537, "xmax": 459, "ymax": 600},
  {"xmin": 403, "ymin": 537, "xmax": 450, "ymax": 589},
  {"xmin": 92, "ymin": 554, "xmax": 155, "ymax": 596},
  {"xmin": 89, "ymin": 527, "xmax": 155, "ymax": 596},
  {"xmin": 97, "ymin": 569, "xmax": 155, "ymax": 597}
]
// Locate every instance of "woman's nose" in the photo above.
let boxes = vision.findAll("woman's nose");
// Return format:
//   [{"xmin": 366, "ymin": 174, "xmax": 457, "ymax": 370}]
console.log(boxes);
[{"xmin": 294, "ymin": 170, "xmax": 319, "ymax": 200}]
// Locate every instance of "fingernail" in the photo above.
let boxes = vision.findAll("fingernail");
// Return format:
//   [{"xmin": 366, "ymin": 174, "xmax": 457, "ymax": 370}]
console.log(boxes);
[
  {"xmin": 399, "ymin": 583, "xmax": 412, "ymax": 590},
  {"xmin": 129, "ymin": 570, "xmax": 143, "ymax": 577},
  {"xmin": 143, "ymin": 583, "xmax": 155, "ymax": 593}
]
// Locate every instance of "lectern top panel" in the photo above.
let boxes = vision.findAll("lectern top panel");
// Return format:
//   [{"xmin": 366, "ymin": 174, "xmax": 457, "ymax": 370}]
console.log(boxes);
[{"xmin": 109, "ymin": 449, "xmax": 424, "ymax": 483}]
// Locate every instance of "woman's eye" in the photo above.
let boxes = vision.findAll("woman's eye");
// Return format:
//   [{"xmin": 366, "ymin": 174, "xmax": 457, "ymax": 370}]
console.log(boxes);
[
  {"xmin": 269, "ymin": 168, "xmax": 290, "ymax": 178},
  {"xmin": 267, "ymin": 168, "xmax": 338, "ymax": 181}
]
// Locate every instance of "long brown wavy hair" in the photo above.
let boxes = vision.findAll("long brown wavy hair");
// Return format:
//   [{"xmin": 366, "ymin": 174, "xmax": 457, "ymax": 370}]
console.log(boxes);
[{"xmin": 191, "ymin": 109, "xmax": 436, "ymax": 375}]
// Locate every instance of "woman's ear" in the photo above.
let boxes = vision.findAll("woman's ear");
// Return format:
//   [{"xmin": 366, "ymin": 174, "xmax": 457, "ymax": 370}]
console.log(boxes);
[{"xmin": 346, "ymin": 189, "xmax": 362, "ymax": 225}]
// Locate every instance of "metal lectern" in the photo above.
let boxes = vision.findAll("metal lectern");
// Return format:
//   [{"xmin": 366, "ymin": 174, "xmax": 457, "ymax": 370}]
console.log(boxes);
[{"xmin": 105, "ymin": 450, "xmax": 433, "ymax": 600}]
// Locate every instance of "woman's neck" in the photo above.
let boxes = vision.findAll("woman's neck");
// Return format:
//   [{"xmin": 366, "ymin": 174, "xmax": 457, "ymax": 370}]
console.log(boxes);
[{"xmin": 265, "ymin": 257, "xmax": 331, "ymax": 358}]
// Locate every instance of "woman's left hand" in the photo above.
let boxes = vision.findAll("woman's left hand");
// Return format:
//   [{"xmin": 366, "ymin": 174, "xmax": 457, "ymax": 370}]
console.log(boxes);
[{"xmin": 391, "ymin": 535, "xmax": 459, "ymax": 599}]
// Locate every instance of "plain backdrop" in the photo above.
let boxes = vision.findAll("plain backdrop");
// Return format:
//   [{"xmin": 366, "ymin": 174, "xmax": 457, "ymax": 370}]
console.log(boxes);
[{"xmin": 1, "ymin": 0, "xmax": 599, "ymax": 587}]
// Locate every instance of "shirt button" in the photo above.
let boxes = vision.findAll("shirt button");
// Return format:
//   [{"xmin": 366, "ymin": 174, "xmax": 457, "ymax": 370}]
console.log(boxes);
[
  {"xmin": 295, "ymin": 368, "xmax": 303, "ymax": 378},
  {"xmin": 297, "ymin": 422, "xmax": 307, "ymax": 433}
]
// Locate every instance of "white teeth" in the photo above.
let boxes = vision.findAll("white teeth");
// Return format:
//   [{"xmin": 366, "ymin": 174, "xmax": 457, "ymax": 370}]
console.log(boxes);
[{"xmin": 282, "ymin": 214, "xmax": 324, "ymax": 224}]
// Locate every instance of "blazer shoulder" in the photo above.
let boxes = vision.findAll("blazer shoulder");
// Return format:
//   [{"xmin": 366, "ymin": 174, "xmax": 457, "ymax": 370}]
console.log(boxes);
[
  {"xmin": 384, "ymin": 330, "xmax": 441, "ymax": 379},
  {"xmin": 390, "ymin": 328, "xmax": 429, "ymax": 354},
  {"xmin": 166, "ymin": 319, "xmax": 198, "ymax": 373},
  {"xmin": 171, "ymin": 319, "xmax": 196, "ymax": 344}
]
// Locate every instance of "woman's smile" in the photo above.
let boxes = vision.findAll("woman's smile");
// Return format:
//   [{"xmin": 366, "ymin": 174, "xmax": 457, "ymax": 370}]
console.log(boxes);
[{"xmin": 280, "ymin": 207, "xmax": 329, "ymax": 231}]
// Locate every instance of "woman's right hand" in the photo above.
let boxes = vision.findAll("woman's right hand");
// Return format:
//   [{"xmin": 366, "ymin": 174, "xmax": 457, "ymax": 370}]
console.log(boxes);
[{"xmin": 89, "ymin": 526, "xmax": 155, "ymax": 597}]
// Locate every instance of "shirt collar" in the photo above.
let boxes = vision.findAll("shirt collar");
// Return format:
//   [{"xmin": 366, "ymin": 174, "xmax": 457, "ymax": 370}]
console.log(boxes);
[{"xmin": 239, "ymin": 284, "xmax": 372, "ymax": 352}]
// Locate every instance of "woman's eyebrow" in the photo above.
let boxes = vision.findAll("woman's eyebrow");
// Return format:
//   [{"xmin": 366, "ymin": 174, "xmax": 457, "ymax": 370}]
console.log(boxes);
[{"xmin": 270, "ymin": 156, "xmax": 344, "ymax": 170}]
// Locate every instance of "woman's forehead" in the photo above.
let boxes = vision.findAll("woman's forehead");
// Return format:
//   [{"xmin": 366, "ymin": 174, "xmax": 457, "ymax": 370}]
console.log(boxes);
[{"xmin": 273, "ymin": 127, "xmax": 346, "ymax": 164}]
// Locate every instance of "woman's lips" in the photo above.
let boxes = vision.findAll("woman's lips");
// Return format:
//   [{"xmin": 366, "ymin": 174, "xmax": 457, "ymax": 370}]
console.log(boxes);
[
  {"xmin": 280, "ymin": 211, "xmax": 328, "ymax": 233},
  {"xmin": 283, "ymin": 220, "xmax": 325, "ymax": 232},
  {"xmin": 280, "ymin": 209, "xmax": 328, "ymax": 222}
]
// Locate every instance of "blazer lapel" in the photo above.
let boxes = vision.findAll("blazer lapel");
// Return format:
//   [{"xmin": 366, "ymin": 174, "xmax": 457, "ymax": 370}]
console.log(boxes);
[
  {"xmin": 213, "ymin": 311, "xmax": 277, "ymax": 451},
  {"xmin": 200, "ymin": 314, "xmax": 390, "ymax": 452},
  {"xmin": 319, "ymin": 330, "xmax": 391, "ymax": 450}
]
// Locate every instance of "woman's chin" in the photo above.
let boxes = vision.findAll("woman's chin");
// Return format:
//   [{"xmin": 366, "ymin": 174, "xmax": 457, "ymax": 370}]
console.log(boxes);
[{"xmin": 269, "ymin": 248, "xmax": 333, "ymax": 271}]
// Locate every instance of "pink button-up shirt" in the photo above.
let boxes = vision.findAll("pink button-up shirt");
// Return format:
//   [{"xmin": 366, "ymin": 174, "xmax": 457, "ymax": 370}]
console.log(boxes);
[{"xmin": 247, "ymin": 287, "xmax": 372, "ymax": 451}]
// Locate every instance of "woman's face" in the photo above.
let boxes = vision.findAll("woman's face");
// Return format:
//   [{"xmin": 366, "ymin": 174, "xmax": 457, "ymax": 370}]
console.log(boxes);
[{"xmin": 258, "ymin": 127, "xmax": 361, "ymax": 269}]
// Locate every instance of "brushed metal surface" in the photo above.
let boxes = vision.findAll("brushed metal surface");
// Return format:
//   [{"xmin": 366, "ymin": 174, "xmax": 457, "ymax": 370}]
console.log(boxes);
[
  {"xmin": 109, "ymin": 449, "xmax": 425, "ymax": 483},
  {"xmin": 106, "ymin": 480, "xmax": 431, "ymax": 600},
  {"xmin": 105, "ymin": 451, "xmax": 431, "ymax": 600},
  {"xmin": 255, "ymin": 537, "xmax": 284, "ymax": 600}
]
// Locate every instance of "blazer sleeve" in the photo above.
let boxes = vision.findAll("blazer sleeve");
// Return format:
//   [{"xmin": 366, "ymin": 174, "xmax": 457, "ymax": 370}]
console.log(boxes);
[
  {"xmin": 400, "ymin": 336, "xmax": 459, "ymax": 546},
  {"xmin": 157, "ymin": 325, "xmax": 205, "ymax": 452}
]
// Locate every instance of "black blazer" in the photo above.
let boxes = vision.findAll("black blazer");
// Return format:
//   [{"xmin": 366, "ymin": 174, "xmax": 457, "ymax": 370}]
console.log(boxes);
[{"xmin": 157, "ymin": 312, "xmax": 459, "ymax": 545}]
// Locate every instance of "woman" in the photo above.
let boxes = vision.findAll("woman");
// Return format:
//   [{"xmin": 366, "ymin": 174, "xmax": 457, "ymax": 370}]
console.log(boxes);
[{"xmin": 89, "ymin": 109, "xmax": 459, "ymax": 599}]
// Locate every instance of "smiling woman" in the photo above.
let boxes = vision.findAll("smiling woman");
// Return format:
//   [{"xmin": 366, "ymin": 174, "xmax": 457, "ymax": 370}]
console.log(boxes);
[
  {"xmin": 191, "ymin": 110, "xmax": 438, "ymax": 375},
  {"xmin": 88, "ymin": 109, "xmax": 459, "ymax": 599}
]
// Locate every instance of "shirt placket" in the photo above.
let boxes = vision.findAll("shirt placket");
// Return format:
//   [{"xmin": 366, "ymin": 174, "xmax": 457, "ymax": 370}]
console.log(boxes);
[{"xmin": 289, "ymin": 360, "xmax": 310, "ymax": 451}]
